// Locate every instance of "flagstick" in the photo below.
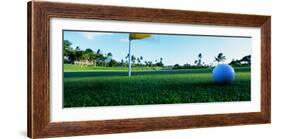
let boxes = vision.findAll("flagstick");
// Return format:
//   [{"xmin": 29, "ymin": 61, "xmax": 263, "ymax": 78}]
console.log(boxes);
[{"xmin": 128, "ymin": 39, "xmax": 132, "ymax": 77}]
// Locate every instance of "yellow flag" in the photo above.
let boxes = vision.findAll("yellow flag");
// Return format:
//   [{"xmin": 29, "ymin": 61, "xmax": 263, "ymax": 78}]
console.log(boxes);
[{"xmin": 129, "ymin": 33, "xmax": 151, "ymax": 40}]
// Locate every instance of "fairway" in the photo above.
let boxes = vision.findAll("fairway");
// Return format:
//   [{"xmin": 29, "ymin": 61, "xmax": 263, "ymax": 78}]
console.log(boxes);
[{"xmin": 64, "ymin": 67, "xmax": 251, "ymax": 107}]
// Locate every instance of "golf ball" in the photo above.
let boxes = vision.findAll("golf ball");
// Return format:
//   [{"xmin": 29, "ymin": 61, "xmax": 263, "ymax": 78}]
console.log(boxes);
[{"xmin": 212, "ymin": 64, "xmax": 235, "ymax": 83}]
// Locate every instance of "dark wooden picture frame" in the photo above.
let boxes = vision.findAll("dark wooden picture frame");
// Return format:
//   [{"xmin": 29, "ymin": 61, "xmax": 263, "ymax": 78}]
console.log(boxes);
[{"xmin": 27, "ymin": 1, "xmax": 271, "ymax": 138}]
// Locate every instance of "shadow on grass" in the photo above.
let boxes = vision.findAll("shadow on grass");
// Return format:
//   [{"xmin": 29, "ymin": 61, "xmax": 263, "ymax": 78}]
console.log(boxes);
[
  {"xmin": 64, "ymin": 67, "xmax": 250, "ymax": 78},
  {"xmin": 64, "ymin": 68, "xmax": 213, "ymax": 78}
]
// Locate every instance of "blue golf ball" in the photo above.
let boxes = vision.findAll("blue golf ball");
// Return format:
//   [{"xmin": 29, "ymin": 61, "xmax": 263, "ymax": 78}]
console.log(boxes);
[{"xmin": 212, "ymin": 64, "xmax": 235, "ymax": 83}]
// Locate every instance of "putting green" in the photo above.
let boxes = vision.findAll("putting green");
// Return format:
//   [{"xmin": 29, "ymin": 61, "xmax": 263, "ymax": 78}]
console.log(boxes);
[{"xmin": 64, "ymin": 67, "xmax": 251, "ymax": 107}]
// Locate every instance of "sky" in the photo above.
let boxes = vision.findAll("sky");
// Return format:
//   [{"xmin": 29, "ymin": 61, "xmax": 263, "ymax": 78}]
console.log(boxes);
[{"xmin": 63, "ymin": 30, "xmax": 252, "ymax": 66}]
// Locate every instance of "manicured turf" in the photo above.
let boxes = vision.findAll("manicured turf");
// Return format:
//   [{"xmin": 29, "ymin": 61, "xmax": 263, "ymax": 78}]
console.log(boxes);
[
  {"xmin": 64, "ymin": 64, "xmax": 163, "ymax": 71},
  {"xmin": 64, "ymin": 66, "xmax": 251, "ymax": 107}
]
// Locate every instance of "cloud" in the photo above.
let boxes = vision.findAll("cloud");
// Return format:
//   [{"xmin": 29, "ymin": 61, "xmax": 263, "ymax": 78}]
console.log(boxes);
[{"xmin": 80, "ymin": 32, "xmax": 112, "ymax": 40}]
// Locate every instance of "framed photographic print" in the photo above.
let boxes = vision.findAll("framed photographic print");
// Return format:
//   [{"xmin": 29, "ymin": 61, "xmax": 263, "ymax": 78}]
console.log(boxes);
[{"xmin": 27, "ymin": 1, "xmax": 271, "ymax": 138}]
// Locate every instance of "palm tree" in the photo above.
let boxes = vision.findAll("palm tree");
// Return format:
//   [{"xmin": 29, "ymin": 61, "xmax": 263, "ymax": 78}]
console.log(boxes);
[
  {"xmin": 85, "ymin": 48, "xmax": 93, "ymax": 53},
  {"xmin": 125, "ymin": 53, "xmax": 129, "ymax": 60},
  {"xmin": 107, "ymin": 52, "xmax": 113, "ymax": 60},
  {"xmin": 127, "ymin": 33, "xmax": 152, "ymax": 77},
  {"xmin": 137, "ymin": 58, "xmax": 141, "ymax": 64},
  {"xmin": 144, "ymin": 61, "xmax": 148, "ymax": 66},
  {"xmin": 240, "ymin": 55, "xmax": 251, "ymax": 65},
  {"xmin": 95, "ymin": 49, "xmax": 103, "ymax": 62},
  {"xmin": 63, "ymin": 40, "xmax": 73, "ymax": 56},
  {"xmin": 214, "ymin": 53, "xmax": 226, "ymax": 63},
  {"xmin": 107, "ymin": 52, "xmax": 112, "ymax": 57},
  {"xmin": 158, "ymin": 57, "xmax": 164, "ymax": 66},
  {"xmin": 63, "ymin": 40, "xmax": 75, "ymax": 63},
  {"xmin": 74, "ymin": 46, "xmax": 82, "ymax": 60},
  {"xmin": 121, "ymin": 59, "xmax": 125, "ymax": 66},
  {"xmin": 75, "ymin": 46, "xmax": 80, "ymax": 51},
  {"xmin": 97, "ymin": 49, "xmax": 101, "ymax": 55},
  {"xmin": 125, "ymin": 54, "xmax": 136, "ymax": 64},
  {"xmin": 197, "ymin": 53, "xmax": 202, "ymax": 66},
  {"xmin": 194, "ymin": 60, "xmax": 198, "ymax": 65},
  {"xmin": 148, "ymin": 61, "xmax": 153, "ymax": 67},
  {"xmin": 131, "ymin": 55, "xmax": 136, "ymax": 64}
]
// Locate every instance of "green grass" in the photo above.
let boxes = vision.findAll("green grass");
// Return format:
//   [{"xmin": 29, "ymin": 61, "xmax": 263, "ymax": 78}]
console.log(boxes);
[
  {"xmin": 64, "ymin": 66, "xmax": 251, "ymax": 107},
  {"xmin": 64, "ymin": 64, "xmax": 163, "ymax": 71}
]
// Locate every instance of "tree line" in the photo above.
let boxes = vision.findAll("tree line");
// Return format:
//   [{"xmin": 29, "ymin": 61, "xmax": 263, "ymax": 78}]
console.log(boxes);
[
  {"xmin": 173, "ymin": 52, "xmax": 251, "ymax": 69},
  {"xmin": 64, "ymin": 40, "xmax": 163, "ymax": 67},
  {"xmin": 64, "ymin": 40, "xmax": 251, "ymax": 68}
]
